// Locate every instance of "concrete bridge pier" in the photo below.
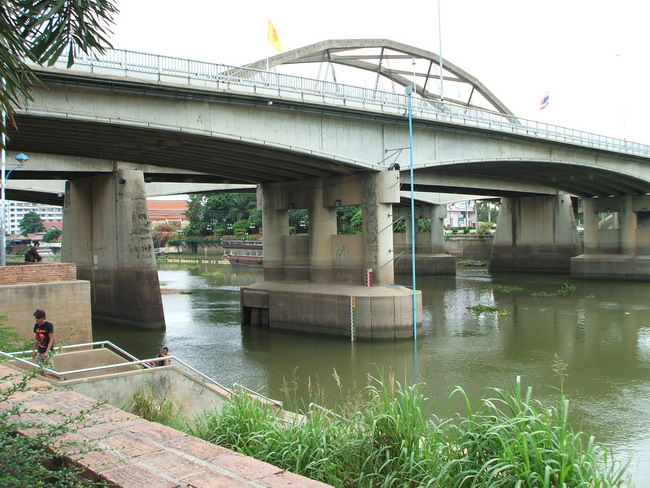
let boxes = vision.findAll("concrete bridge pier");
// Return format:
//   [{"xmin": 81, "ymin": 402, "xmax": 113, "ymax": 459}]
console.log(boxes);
[
  {"xmin": 61, "ymin": 169, "xmax": 165, "ymax": 329},
  {"xmin": 572, "ymin": 196, "xmax": 650, "ymax": 280},
  {"xmin": 393, "ymin": 204, "xmax": 455, "ymax": 274},
  {"xmin": 242, "ymin": 171, "xmax": 422, "ymax": 340},
  {"xmin": 490, "ymin": 194, "xmax": 581, "ymax": 273}
]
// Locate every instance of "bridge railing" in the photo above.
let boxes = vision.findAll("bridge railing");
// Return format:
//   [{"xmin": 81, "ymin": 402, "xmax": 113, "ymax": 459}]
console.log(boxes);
[{"xmin": 36, "ymin": 47, "xmax": 650, "ymax": 158}]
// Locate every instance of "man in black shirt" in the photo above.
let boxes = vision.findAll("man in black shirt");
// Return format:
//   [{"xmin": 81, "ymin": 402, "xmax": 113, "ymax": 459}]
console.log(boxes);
[
  {"xmin": 25, "ymin": 241, "xmax": 43, "ymax": 263},
  {"xmin": 31, "ymin": 309, "xmax": 54, "ymax": 368}
]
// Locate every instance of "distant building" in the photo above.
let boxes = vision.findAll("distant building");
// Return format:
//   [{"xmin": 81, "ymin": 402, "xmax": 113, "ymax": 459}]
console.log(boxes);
[
  {"xmin": 3, "ymin": 200, "xmax": 186, "ymax": 237},
  {"xmin": 4, "ymin": 201, "xmax": 62, "ymax": 236},
  {"xmin": 147, "ymin": 200, "xmax": 187, "ymax": 227},
  {"xmin": 445, "ymin": 201, "xmax": 477, "ymax": 228},
  {"xmin": 43, "ymin": 221, "xmax": 63, "ymax": 232}
]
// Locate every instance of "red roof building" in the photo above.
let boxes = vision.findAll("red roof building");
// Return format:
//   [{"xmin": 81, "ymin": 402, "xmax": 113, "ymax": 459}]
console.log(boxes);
[{"xmin": 147, "ymin": 200, "xmax": 187, "ymax": 226}]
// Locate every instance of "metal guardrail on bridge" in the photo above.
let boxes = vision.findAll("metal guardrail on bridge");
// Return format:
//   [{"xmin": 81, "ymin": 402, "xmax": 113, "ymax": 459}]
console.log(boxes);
[{"xmin": 33, "ymin": 47, "xmax": 650, "ymax": 159}]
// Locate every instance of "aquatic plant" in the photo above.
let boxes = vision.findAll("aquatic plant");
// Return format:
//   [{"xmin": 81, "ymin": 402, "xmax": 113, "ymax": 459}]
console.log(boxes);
[
  {"xmin": 531, "ymin": 281, "xmax": 577, "ymax": 298},
  {"xmin": 556, "ymin": 281, "xmax": 577, "ymax": 296},
  {"xmin": 467, "ymin": 304, "xmax": 501, "ymax": 314},
  {"xmin": 491, "ymin": 284, "xmax": 526, "ymax": 294}
]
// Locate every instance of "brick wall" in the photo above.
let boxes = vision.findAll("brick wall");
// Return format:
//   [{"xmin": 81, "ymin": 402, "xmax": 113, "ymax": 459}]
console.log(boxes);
[{"xmin": 0, "ymin": 263, "xmax": 77, "ymax": 285}]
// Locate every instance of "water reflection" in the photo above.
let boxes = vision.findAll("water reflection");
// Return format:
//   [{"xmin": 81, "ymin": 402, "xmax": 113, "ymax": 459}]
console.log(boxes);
[{"xmin": 93, "ymin": 262, "xmax": 650, "ymax": 484}]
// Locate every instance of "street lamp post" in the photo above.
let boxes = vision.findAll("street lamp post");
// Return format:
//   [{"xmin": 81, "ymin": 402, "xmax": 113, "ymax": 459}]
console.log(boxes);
[{"xmin": 1, "ymin": 152, "xmax": 29, "ymax": 266}]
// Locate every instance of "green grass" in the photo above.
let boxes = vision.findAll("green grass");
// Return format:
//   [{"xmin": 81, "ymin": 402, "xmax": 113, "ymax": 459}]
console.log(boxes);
[
  {"xmin": 176, "ymin": 375, "xmax": 629, "ymax": 488},
  {"xmin": 128, "ymin": 381, "xmax": 185, "ymax": 431}
]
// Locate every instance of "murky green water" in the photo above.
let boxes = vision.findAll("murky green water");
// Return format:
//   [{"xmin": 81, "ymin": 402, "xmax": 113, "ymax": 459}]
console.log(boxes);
[{"xmin": 94, "ymin": 262, "xmax": 650, "ymax": 484}]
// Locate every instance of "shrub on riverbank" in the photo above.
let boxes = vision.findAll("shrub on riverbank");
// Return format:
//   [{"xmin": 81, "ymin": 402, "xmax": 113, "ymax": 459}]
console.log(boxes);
[{"xmin": 183, "ymin": 376, "xmax": 629, "ymax": 487}]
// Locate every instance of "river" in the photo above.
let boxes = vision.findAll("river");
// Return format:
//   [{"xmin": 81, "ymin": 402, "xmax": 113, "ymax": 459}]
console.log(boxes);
[{"xmin": 93, "ymin": 261, "xmax": 650, "ymax": 485}]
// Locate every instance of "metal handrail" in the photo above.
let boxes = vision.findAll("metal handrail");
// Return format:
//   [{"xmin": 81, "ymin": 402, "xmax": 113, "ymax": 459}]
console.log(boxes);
[
  {"xmin": 233, "ymin": 383, "xmax": 283, "ymax": 409},
  {"xmin": 29, "ymin": 45, "xmax": 650, "ymax": 158},
  {"xmin": 2, "ymin": 341, "xmax": 235, "ymax": 396},
  {"xmin": 0, "ymin": 350, "xmax": 60, "ymax": 378},
  {"xmin": 6, "ymin": 340, "xmax": 139, "ymax": 362},
  {"xmin": 57, "ymin": 354, "xmax": 235, "ymax": 396},
  {"xmin": 221, "ymin": 240, "xmax": 263, "ymax": 247},
  {"xmin": 308, "ymin": 402, "xmax": 343, "ymax": 420}
]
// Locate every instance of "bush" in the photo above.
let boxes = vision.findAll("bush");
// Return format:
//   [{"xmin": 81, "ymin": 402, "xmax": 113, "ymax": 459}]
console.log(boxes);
[{"xmin": 0, "ymin": 371, "xmax": 107, "ymax": 487}]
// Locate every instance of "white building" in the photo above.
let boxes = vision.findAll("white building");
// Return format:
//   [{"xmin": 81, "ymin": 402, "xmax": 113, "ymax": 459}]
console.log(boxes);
[
  {"xmin": 445, "ymin": 201, "xmax": 477, "ymax": 228},
  {"xmin": 4, "ymin": 201, "xmax": 63, "ymax": 236}
]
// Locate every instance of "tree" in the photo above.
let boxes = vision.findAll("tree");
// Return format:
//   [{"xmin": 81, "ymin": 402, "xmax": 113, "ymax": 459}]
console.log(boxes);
[
  {"xmin": 183, "ymin": 193, "xmax": 228, "ymax": 236},
  {"xmin": 288, "ymin": 208, "xmax": 308, "ymax": 234},
  {"xmin": 19, "ymin": 210, "xmax": 44, "ymax": 234},
  {"xmin": 1, "ymin": 0, "xmax": 118, "ymax": 144},
  {"xmin": 476, "ymin": 201, "xmax": 500, "ymax": 224},
  {"xmin": 226, "ymin": 193, "xmax": 257, "ymax": 223},
  {"xmin": 337, "ymin": 205, "xmax": 361, "ymax": 234},
  {"xmin": 184, "ymin": 192, "xmax": 258, "ymax": 237},
  {"xmin": 42, "ymin": 227, "xmax": 61, "ymax": 242}
]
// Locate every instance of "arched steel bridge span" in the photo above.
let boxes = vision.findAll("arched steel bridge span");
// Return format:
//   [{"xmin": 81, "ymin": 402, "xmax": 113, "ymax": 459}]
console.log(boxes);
[{"xmin": 7, "ymin": 39, "xmax": 650, "ymax": 203}]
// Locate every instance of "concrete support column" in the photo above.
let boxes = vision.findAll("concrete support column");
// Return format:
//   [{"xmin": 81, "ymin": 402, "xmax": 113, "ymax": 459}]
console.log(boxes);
[
  {"xmin": 308, "ymin": 182, "xmax": 336, "ymax": 283},
  {"xmin": 620, "ymin": 196, "xmax": 637, "ymax": 255},
  {"xmin": 404, "ymin": 207, "xmax": 414, "ymax": 251},
  {"xmin": 572, "ymin": 195, "xmax": 650, "ymax": 280},
  {"xmin": 582, "ymin": 198, "xmax": 599, "ymax": 254},
  {"xmin": 362, "ymin": 172, "xmax": 397, "ymax": 285},
  {"xmin": 259, "ymin": 184, "xmax": 287, "ymax": 282},
  {"xmin": 490, "ymin": 194, "xmax": 581, "ymax": 273},
  {"xmin": 62, "ymin": 169, "xmax": 164, "ymax": 329},
  {"xmin": 428, "ymin": 204, "xmax": 446, "ymax": 254}
]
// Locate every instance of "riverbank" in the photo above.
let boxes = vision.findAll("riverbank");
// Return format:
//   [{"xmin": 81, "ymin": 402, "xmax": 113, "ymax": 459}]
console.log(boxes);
[{"xmin": 0, "ymin": 364, "xmax": 330, "ymax": 488}]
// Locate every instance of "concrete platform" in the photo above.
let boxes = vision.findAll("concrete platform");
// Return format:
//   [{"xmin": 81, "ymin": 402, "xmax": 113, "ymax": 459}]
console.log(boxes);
[
  {"xmin": 0, "ymin": 364, "xmax": 331, "ymax": 488},
  {"xmin": 394, "ymin": 254, "xmax": 456, "ymax": 275},
  {"xmin": 241, "ymin": 281, "xmax": 422, "ymax": 340},
  {"xmin": 571, "ymin": 254, "xmax": 650, "ymax": 281}
]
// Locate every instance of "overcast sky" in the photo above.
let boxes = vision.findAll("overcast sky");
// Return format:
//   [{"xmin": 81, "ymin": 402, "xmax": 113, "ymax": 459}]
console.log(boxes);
[{"xmin": 109, "ymin": 0, "xmax": 650, "ymax": 145}]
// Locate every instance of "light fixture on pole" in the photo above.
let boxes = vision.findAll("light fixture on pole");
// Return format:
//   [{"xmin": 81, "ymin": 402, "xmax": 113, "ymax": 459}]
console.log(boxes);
[{"xmin": 1, "ymin": 153, "xmax": 29, "ymax": 266}]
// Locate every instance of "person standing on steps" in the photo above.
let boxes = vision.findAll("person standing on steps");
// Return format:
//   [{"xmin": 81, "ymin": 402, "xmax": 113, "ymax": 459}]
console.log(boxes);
[{"xmin": 31, "ymin": 309, "xmax": 54, "ymax": 369}]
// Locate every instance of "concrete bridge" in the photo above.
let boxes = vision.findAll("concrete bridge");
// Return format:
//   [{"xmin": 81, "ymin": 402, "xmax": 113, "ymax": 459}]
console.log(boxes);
[{"xmin": 6, "ymin": 40, "xmax": 650, "ymax": 336}]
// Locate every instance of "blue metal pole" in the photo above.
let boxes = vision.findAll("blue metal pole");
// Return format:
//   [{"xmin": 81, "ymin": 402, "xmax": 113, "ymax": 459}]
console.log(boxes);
[{"xmin": 406, "ymin": 86, "xmax": 417, "ymax": 344}]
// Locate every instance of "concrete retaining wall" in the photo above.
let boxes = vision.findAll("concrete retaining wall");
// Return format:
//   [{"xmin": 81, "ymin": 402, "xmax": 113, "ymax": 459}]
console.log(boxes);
[
  {"xmin": 0, "ymin": 279, "xmax": 92, "ymax": 344},
  {"xmin": 444, "ymin": 235, "xmax": 494, "ymax": 259},
  {"xmin": 64, "ymin": 366, "xmax": 231, "ymax": 419}
]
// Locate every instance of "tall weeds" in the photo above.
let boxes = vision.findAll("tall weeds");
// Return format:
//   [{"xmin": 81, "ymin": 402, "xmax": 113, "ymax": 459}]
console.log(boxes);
[{"xmin": 184, "ymin": 374, "xmax": 629, "ymax": 487}]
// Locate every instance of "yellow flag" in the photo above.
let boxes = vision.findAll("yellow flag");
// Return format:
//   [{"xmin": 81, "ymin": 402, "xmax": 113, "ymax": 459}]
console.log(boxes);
[{"xmin": 267, "ymin": 20, "xmax": 282, "ymax": 52}]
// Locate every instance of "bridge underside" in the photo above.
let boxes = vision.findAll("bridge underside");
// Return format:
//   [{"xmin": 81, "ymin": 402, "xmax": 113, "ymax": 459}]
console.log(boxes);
[
  {"xmin": 8, "ymin": 113, "xmax": 360, "ymax": 186},
  {"xmin": 5, "ymin": 48, "xmax": 650, "ymax": 336}
]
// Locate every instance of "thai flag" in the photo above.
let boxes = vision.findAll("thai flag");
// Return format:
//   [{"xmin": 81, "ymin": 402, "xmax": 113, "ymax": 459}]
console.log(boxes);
[{"xmin": 540, "ymin": 92, "xmax": 550, "ymax": 110}]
